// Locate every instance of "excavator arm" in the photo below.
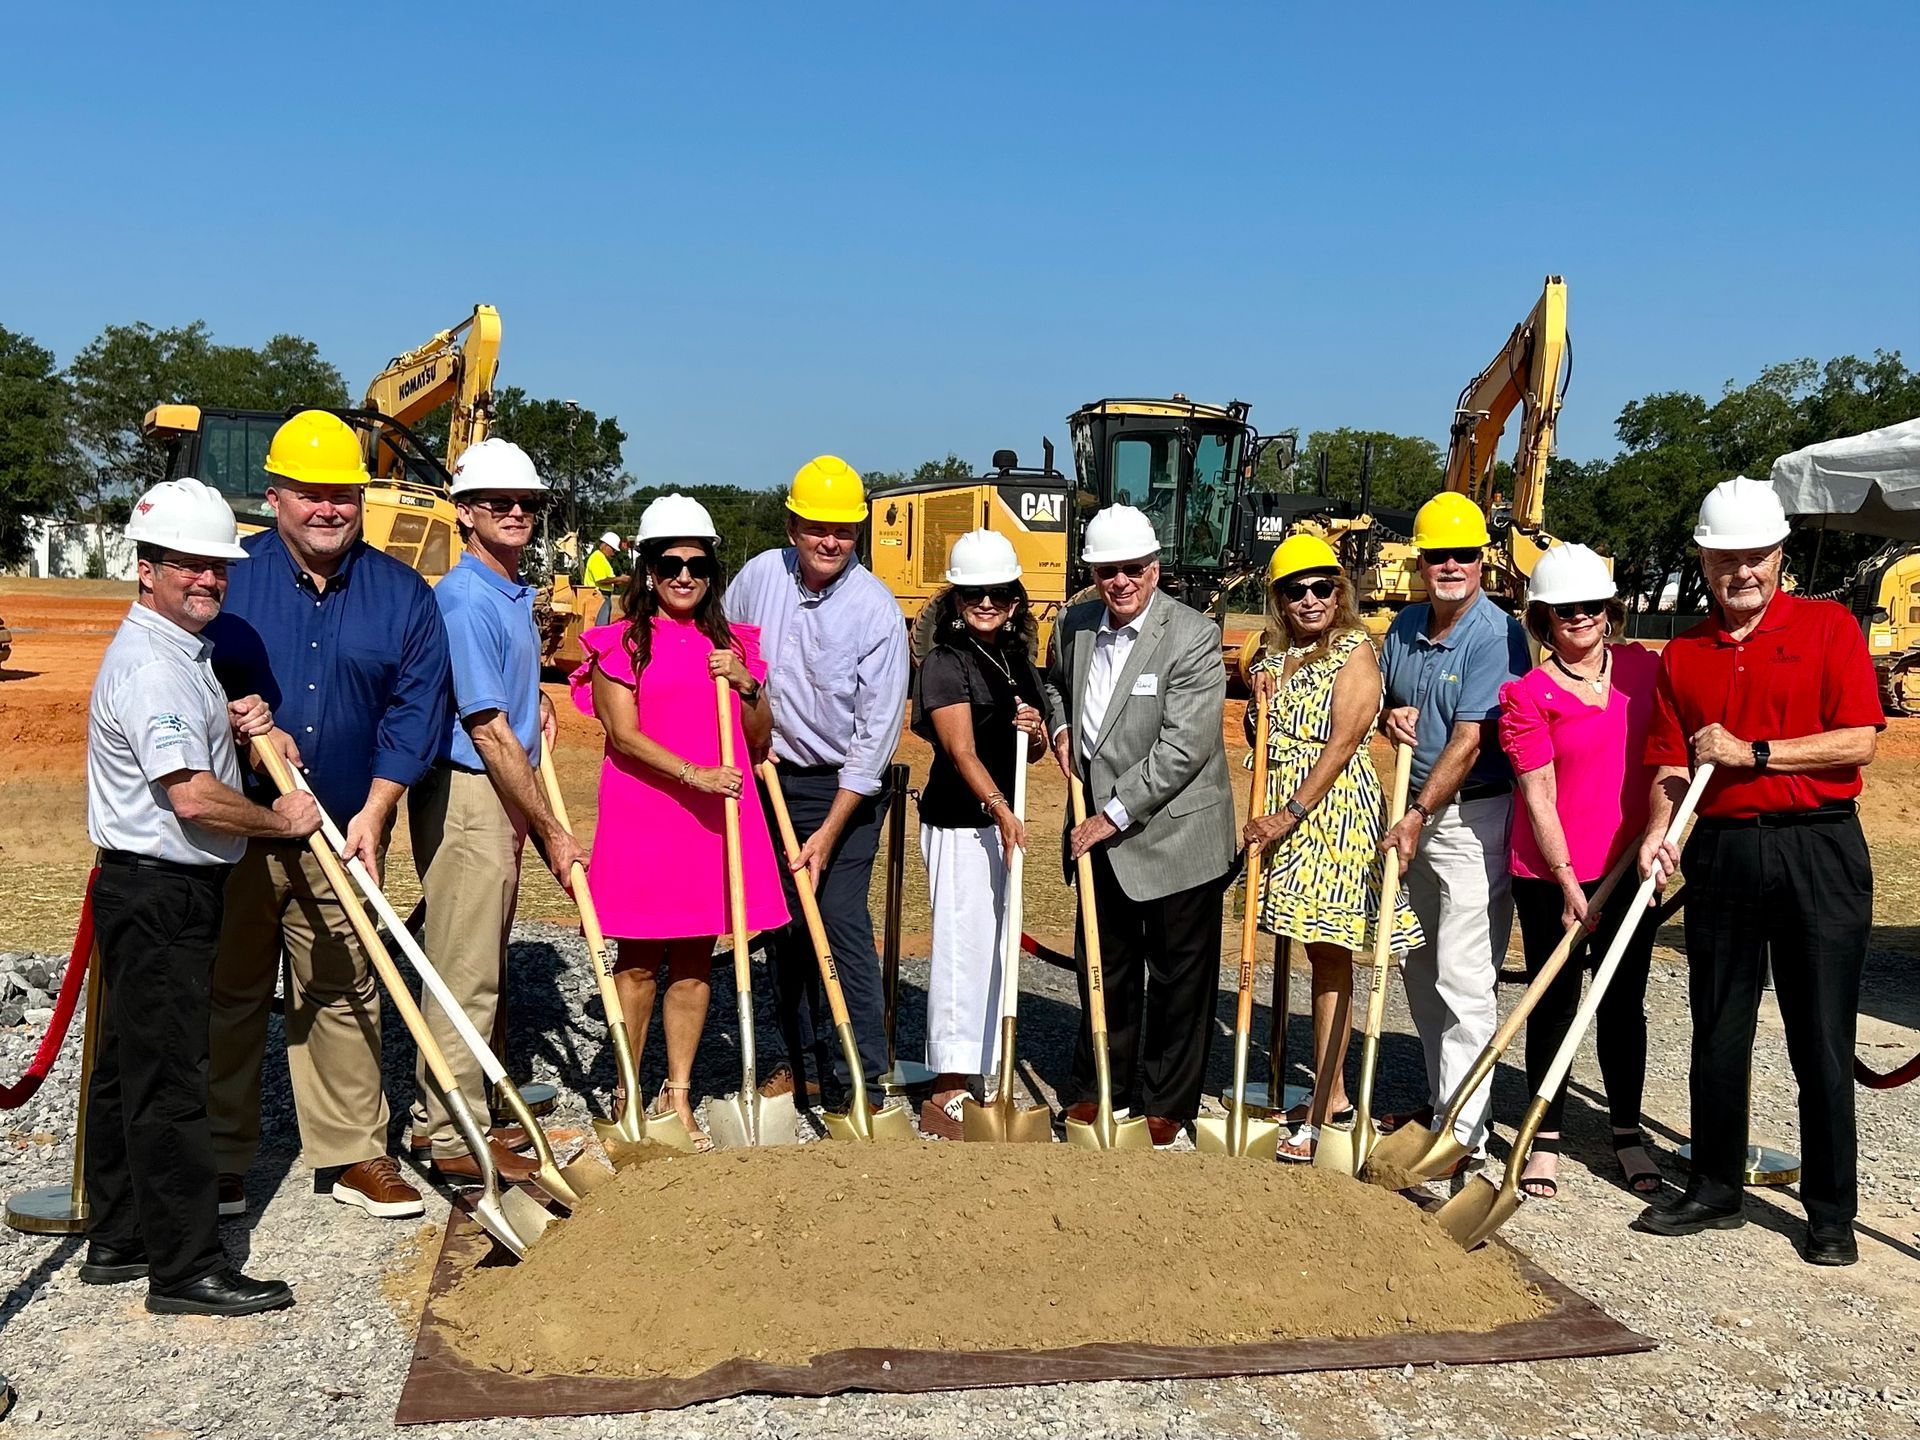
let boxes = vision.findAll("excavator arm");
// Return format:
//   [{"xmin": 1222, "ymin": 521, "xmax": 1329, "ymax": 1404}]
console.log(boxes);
[
  {"xmin": 1443, "ymin": 276, "xmax": 1567, "ymax": 533},
  {"xmin": 361, "ymin": 304, "xmax": 501, "ymax": 478}
]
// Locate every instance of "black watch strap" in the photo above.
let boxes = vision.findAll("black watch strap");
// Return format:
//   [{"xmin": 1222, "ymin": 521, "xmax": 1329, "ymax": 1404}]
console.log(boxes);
[{"xmin": 1751, "ymin": 739, "xmax": 1770, "ymax": 771}]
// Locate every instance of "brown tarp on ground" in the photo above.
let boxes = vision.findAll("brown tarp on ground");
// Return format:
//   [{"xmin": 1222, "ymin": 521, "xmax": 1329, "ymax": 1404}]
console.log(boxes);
[{"xmin": 395, "ymin": 1202, "xmax": 1655, "ymax": 1423}]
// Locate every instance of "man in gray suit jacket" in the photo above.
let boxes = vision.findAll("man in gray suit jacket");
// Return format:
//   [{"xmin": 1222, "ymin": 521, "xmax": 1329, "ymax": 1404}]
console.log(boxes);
[{"xmin": 1043, "ymin": 505, "xmax": 1237, "ymax": 1143}]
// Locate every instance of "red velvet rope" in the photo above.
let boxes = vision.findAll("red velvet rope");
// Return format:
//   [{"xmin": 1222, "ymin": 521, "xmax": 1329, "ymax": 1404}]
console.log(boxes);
[
  {"xmin": 0, "ymin": 869, "xmax": 96, "ymax": 1110},
  {"xmin": 1855, "ymin": 1052, "xmax": 1920, "ymax": 1090}
]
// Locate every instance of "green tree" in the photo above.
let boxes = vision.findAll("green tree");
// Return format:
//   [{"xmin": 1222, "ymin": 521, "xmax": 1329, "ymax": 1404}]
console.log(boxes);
[
  {"xmin": 1290, "ymin": 428, "xmax": 1445, "ymax": 513},
  {"xmin": 0, "ymin": 325, "xmax": 86, "ymax": 567},
  {"xmin": 489, "ymin": 387, "xmax": 628, "ymax": 541}
]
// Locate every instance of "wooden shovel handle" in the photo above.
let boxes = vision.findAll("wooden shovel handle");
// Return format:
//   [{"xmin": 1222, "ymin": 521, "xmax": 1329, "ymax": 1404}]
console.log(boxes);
[
  {"xmin": 249, "ymin": 737, "xmax": 459, "ymax": 1095},
  {"xmin": 533, "ymin": 759, "xmax": 618, "ymax": 989},
  {"xmin": 1067, "ymin": 777, "xmax": 1111, "ymax": 1038},
  {"xmin": 1362, "ymin": 742, "xmax": 1415, "ymax": 1041},
  {"xmin": 717, "ymin": 676, "xmax": 753, "ymax": 992},
  {"xmin": 758, "ymin": 761, "xmax": 852, "ymax": 1029},
  {"xmin": 1236, "ymin": 699, "xmax": 1273, "ymax": 1034}
]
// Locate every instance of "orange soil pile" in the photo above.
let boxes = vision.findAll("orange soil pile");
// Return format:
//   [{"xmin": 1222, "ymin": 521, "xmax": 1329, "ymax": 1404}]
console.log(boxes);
[{"xmin": 438, "ymin": 1143, "xmax": 1548, "ymax": 1380}]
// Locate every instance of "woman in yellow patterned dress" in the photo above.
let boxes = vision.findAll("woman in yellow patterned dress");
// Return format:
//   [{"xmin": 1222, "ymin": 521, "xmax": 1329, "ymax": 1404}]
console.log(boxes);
[{"xmin": 1242, "ymin": 537, "xmax": 1423, "ymax": 1161}]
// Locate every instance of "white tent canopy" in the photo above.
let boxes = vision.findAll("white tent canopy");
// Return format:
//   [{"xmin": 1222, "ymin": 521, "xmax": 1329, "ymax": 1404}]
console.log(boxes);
[{"xmin": 1770, "ymin": 417, "xmax": 1920, "ymax": 540}]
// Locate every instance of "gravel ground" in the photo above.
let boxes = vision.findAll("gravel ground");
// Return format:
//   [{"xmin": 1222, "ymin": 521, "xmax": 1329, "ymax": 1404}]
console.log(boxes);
[{"xmin": 2, "ymin": 922, "xmax": 1917, "ymax": 1438}]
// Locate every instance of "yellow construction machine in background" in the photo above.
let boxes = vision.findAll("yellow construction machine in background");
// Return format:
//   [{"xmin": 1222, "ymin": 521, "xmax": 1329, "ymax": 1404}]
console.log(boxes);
[{"xmin": 141, "ymin": 304, "xmax": 502, "ymax": 582}]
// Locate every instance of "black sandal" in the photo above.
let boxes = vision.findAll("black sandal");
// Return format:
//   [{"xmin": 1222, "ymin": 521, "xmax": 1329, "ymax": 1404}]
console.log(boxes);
[
  {"xmin": 1612, "ymin": 1129, "xmax": 1663, "ymax": 1195},
  {"xmin": 1520, "ymin": 1134, "xmax": 1560, "ymax": 1200}
]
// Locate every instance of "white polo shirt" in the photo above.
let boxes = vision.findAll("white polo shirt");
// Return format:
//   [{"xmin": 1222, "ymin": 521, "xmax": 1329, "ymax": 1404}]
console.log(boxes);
[{"xmin": 87, "ymin": 603, "xmax": 246, "ymax": 866}]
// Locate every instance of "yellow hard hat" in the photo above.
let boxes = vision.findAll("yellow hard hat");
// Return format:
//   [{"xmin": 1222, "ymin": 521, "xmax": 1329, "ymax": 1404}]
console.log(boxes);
[
  {"xmin": 786, "ymin": 455, "xmax": 868, "ymax": 523},
  {"xmin": 1411, "ymin": 492, "xmax": 1490, "ymax": 549},
  {"xmin": 263, "ymin": 410, "xmax": 369, "ymax": 488},
  {"xmin": 1267, "ymin": 534, "xmax": 1341, "ymax": 584}
]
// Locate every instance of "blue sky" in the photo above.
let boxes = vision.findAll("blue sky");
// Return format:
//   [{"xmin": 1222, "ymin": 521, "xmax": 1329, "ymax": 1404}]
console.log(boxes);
[{"xmin": 4, "ymin": 3, "xmax": 1916, "ymax": 490}]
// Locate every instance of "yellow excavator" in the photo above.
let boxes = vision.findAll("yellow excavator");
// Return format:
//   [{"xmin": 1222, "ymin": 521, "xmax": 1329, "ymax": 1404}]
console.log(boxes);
[{"xmin": 141, "ymin": 304, "xmax": 502, "ymax": 581}]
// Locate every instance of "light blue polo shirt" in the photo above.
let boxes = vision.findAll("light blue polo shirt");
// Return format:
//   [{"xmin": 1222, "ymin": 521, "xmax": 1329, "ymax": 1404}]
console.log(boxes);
[
  {"xmin": 1380, "ymin": 592, "xmax": 1530, "ymax": 791},
  {"xmin": 435, "ymin": 553, "xmax": 542, "ymax": 770}
]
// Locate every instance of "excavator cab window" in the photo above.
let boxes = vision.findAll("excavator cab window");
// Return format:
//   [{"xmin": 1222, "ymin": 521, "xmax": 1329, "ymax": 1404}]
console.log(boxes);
[
  {"xmin": 189, "ymin": 412, "xmax": 280, "ymax": 505},
  {"xmin": 1111, "ymin": 434, "xmax": 1180, "ymax": 562},
  {"xmin": 1180, "ymin": 430, "xmax": 1238, "ymax": 569}
]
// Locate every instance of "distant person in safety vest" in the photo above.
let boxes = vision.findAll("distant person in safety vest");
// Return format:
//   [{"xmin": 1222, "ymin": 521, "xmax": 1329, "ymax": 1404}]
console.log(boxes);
[
  {"xmin": 1633, "ymin": 476, "xmax": 1883, "ymax": 1267},
  {"xmin": 585, "ymin": 530, "xmax": 627, "ymax": 626}
]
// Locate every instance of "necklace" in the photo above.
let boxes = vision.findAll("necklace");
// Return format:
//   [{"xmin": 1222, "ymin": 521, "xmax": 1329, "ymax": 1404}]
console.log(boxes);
[
  {"xmin": 970, "ymin": 637, "xmax": 1014, "ymax": 687},
  {"xmin": 1550, "ymin": 649, "xmax": 1609, "ymax": 694}
]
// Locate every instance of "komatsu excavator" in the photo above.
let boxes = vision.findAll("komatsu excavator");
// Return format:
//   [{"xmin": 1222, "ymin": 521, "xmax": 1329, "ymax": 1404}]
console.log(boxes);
[{"xmin": 141, "ymin": 304, "xmax": 502, "ymax": 581}]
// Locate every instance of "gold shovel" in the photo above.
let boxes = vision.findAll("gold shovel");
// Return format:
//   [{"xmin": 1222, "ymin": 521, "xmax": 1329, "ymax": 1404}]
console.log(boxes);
[
  {"xmin": 1314, "ymin": 741, "xmax": 1413, "ymax": 1179},
  {"xmin": 963, "ymin": 730, "xmax": 1052, "ymax": 1144},
  {"xmin": 759, "ymin": 761, "xmax": 916, "ymax": 1141},
  {"xmin": 1196, "ymin": 696, "xmax": 1281, "ymax": 1160},
  {"xmin": 271, "ymin": 746, "xmax": 611, "ymax": 1207},
  {"xmin": 1437, "ymin": 763, "xmax": 1715, "ymax": 1248},
  {"xmin": 1365, "ymin": 846, "xmax": 1636, "ymax": 1186},
  {"xmin": 706, "ymin": 678, "xmax": 799, "ymax": 1149},
  {"xmin": 252, "ymin": 739, "xmax": 550, "ymax": 1257},
  {"xmin": 534, "ymin": 756, "xmax": 696, "ymax": 1161},
  {"xmin": 1064, "ymin": 776, "xmax": 1152, "ymax": 1151}
]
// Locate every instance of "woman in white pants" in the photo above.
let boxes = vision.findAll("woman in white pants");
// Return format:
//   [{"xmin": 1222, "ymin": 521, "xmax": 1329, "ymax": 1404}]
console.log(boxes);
[{"xmin": 911, "ymin": 530, "xmax": 1050, "ymax": 1138}]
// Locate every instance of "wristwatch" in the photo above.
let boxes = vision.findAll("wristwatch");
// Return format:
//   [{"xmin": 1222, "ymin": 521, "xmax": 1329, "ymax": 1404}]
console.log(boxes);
[
  {"xmin": 1284, "ymin": 799, "xmax": 1309, "ymax": 822},
  {"xmin": 1750, "ymin": 739, "xmax": 1770, "ymax": 771},
  {"xmin": 739, "ymin": 677, "xmax": 762, "ymax": 705}
]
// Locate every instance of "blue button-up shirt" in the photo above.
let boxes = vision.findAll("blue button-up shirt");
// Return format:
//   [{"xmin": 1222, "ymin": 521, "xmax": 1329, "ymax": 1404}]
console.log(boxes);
[
  {"xmin": 725, "ymin": 548, "xmax": 907, "ymax": 796},
  {"xmin": 208, "ymin": 529, "xmax": 451, "ymax": 824},
  {"xmin": 1379, "ymin": 591, "xmax": 1530, "ymax": 792},
  {"xmin": 435, "ymin": 552, "xmax": 543, "ymax": 770}
]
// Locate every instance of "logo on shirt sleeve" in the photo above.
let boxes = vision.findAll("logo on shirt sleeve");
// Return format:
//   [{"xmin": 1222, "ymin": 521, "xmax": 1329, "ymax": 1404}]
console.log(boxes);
[{"xmin": 151, "ymin": 713, "xmax": 191, "ymax": 749}]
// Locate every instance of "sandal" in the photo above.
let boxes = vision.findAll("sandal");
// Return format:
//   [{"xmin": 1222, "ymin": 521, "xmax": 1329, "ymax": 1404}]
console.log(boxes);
[
  {"xmin": 652, "ymin": 1082, "xmax": 714, "ymax": 1153},
  {"xmin": 918, "ymin": 1092, "xmax": 968, "ymax": 1141},
  {"xmin": 1276, "ymin": 1122, "xmax": 1317, "ymax": 1163},
  {"xmin": 1520, "ymin": 1134, "xmax": 1559, "ymax": 1200},
  {"xmin": 1612, "ymin": 1128, "xmax": 1663, "ymax": 1196}
]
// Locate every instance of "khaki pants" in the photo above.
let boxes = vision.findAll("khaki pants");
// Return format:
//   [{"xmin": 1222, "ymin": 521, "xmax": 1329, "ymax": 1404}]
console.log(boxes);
[
  {"xmin": 210, "ymin": 838, "xmax": 390, "ymax": 1173},
  {"xmin": 409, "ymin": 764, "xmax": 526, "ymax": 1157}
]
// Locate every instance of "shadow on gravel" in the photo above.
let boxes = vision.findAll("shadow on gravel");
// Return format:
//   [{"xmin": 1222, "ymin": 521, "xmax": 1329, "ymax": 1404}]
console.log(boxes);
[
  {"xmin": 1860, "ymin": 926, "xmax": 1920, "ymax": 1033},
  {"xmin": 0, "ymin": 1236, "xmax": 80, "ymax": 1345}
]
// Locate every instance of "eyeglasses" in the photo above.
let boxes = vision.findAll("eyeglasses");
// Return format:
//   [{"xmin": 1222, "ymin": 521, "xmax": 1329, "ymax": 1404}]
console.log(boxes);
[
  {"xmin": 1550, "ymin": 599, "xmax": 1608, "ymax": 621},
  {"xmin": 955, "ymin": 584, "xmax": 1020, "ymax": 606},
  {"xmin": 157, "ymin": 557, "xmax": 228, "ymax": 579},
  {"xmin": 650, "ymin": 554, "xmax": 718, "ymax": 582},
  {"xmin": 1092, "ymin": 561, "xmax": 1153, "ymax": 582},
  {"xmin": 466, "ymin": 494, "xmax": 547, "ymax": 516},
  {"xmin": 1278, "ymin": 578, "xmax": 1336, "ymax": 603},
  {"xmin": 1420, "ymin": 547, "xmax": 1482, "ymax": 567}
]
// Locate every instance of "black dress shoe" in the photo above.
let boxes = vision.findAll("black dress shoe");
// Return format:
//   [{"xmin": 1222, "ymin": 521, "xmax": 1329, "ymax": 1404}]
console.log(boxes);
[
  {"xmin": 1632, "ymin": 1196, "xmax": 1746, "ymax": 1237},
  {"xmin": 145, "ymin": 1267, "xmax": 293, "ymax": 1317},
  {"xmin": 79, "ymin": 1242, "xmax": 148, "ymax": 1285},
  {"xmin": 1803, "ymin": 1229, "xmax": 1859, "ymax": 1267}
]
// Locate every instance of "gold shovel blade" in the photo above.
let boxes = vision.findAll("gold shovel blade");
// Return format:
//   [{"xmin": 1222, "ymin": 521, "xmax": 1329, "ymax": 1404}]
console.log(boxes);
[
  {"xmin": 1434, "ymin": 1171, "xmax": 1516, "ymax": 1249},
  {"xmin": 546, "ymin": 1153, "xmax": 614, "ymax": 1203},
  {"xmin": 1194, "ymin": 1106, "xmax": 1282, "ymax": 1161},
  {"xmin": 1063, "ymin": 1113, "xmax": 1153, "ymax": 1151},
  {"xmin": 1314, "ymin": 1114, "xmax": 1375, "ymax": 1178},
  {"xmin": 1365, "ymin": 1122, "xmax": 1469, "ymax": 1186},
  {"xmin": 706, "ymin": 1091, "xmax": 800, "ymax": 1150},
  {"xmin": 821, "ymin": 1100, "xmax": 917, "ymax": 1142},
  {"xmin": 961, "ymin": 1095, "xmax": 1053, "ymax": 1144}
]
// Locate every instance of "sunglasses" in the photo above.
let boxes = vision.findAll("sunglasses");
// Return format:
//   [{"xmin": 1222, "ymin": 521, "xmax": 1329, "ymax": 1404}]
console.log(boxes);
[
  {"xmin": 956, "ymin": 584, "xmax": 1020, "ymax": 606},
  {"xmin": 1550, "ymin": 599, "xmax": 1608, "ymax": 621},
  {"xmin": 466, "ymin": 494, "xmax": 547, "ymax": 516},
  {"xmin": 1278, "ymin": 578, "xmax": 1336, "ymax": 603},
  {"xmin": 1092, "ymin": 561, "xmax": 1153, "ymax": 582},
  {"xmin": 1420, "ymin": 547, "xmax": 1482, "ymax": 567},
  {"xmin": 158, "ymin": 557, "xmax": 229, "ymax": 579},
  {"xmin": 650, "ymin": 554, "xmax": 718, "ymax": 582}
]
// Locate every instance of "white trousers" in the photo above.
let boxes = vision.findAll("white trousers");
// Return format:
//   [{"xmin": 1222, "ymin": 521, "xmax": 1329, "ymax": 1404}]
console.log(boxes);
[
  {"xmin": 920, "ymin": 823, "xmax": 1009, "ymax": 1076},
  {"xmin": 1402, "ymin": 793, "xmax": 1513, "ymax": 1151}
]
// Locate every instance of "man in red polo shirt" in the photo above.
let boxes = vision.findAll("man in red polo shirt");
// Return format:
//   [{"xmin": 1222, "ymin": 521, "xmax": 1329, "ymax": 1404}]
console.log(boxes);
[{"xmin": 1635, "ymin": 476, "xmax": 1883, "ymax": 1266}]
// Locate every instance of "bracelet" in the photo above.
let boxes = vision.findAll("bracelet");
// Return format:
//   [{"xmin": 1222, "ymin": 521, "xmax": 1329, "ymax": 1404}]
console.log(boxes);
[
  {"xmin": 1409, "ymin": 800, "xmax": 1434, "ymax": 821},
  {"xmin": 1550, "ymin": 861, "xmax": 1576, "ymax": 875},
  {"xmin": 677, "ymin": 760, "xmax": 695, "ymax": 786},
  {"xmin": 982, "ymin": 792, "xmax": 1008, "ymax": 814}
]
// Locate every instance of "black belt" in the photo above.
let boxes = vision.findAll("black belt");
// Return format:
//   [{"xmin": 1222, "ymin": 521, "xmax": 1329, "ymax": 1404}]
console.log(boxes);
[
  {"xmin": 441, "ymin": 759, "xmax": 488, "ymax": 776},
  {"xmin": 97, "ymin": 849, "xmax": 231, "ymax": 880},
  {"xmin": 774, "ymin": 761, "xmax": 840, "ymax": 778},
  {"xmin": 1693, "ymin": 803, "xmax": 1857, "ymax": 832},
  {"xmin": 1457, "ymin": 779, "xmax": 1514, "ymax": 803}
]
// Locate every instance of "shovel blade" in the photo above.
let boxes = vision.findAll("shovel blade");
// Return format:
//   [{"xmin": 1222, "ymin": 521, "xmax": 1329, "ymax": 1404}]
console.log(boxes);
[
  {"xmin": 554, "ymin": 1155, "xmax": 614, "ymax": 1200},
  {"xmin": 489, "ymin": 1185, "xmax": 554, "ymax": 1257},
  {"xmin": 1314, "ymin": 1114, "xmax": 1376, "ymax": 1178},
  {"xmin": 1434, "ymin": 1172, "xmax": 1515, "ymax": 1249},
  {"xmin": 707, "ymin": 1092, "xmax": 800, "ymax": 1150},
  {"xmin": 1063, "ymin": 1114, "xmax": 1154, "ymax": 1151},
  {"xmin": 822, "ymin": 1101, "xmax": 916, "ymax": 1142},
  {"xmin": 1367, "ymin": 1122, "xmax": 1469, "ymax": 1184},
  {"xmin": 1195, "ymin": 1107, "xmax": 1281, "ymax": 1160},
  {"xmin": 961, "ymin": 1096, "xmax": 1052, "ymax": 1144}
]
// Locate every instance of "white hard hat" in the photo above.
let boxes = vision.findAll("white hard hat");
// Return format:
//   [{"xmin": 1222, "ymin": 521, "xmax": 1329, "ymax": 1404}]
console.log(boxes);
[
  {"xmin": 1526, "ymin": 543, "xmax": 1615, "ymax": 606},
  {"xmin": 636, "ymin": 492, "xmax": 719, "ymax": 544},
  {"xmin": 1694, "ymin": 475, "xmax": 1789, "ymax": 551},
  {"xmin": 598, "ymin": 531, "xmax": 621, "ymax": 548},
  {"xmin": 945, "ymin": 529, "xmax": 1021, "ymax": 586},
  {"xmin": 449, "ymin": 438, "xmax": 546, "ymax": 496},
  {"xmin": 125, "ymin": 478, "xmax": 249, "ymax": 560},
  {"xmin": 1081, "ymin": 504, "xmax": 1161, "ymax": 565}
]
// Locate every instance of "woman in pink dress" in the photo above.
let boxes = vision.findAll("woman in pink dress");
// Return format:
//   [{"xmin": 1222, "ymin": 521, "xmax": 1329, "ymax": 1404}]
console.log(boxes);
[
  {"xmin": 1498, "ymin": 543, "xmax": 1664, "ymax": 1202},
  {"xmin": 569, "ymin": 494, "xmax": 788, "ymax": 1148}
]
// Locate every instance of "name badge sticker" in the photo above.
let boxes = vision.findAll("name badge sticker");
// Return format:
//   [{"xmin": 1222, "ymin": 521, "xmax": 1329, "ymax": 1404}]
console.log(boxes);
[{"xmin": 1131, "ymin": 674, "xmax": 1159, "ymax": 697}]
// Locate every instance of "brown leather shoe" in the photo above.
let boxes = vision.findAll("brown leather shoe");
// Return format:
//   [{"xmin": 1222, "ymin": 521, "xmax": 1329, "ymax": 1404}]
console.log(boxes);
[
  {"xmin": 1374, "ymin": 1105, "xmax": 1434, "ymax": 1136},
  {"xmin": 217, "ymin": 1173, "xmax": 247, "ymax": 1218},
  {"xmin": 1063, "ymin": 1101, "xmax": 1132, "ymax": 1125},
  {"xmin": 757, "ymin": 1064, "xmax": 822, "ymax": 1101},
  {"xmin": 410, "ymin": 1123, "xmax": 533, "ymax": 1155},
  {"xmin": 1146, "ymin": 1116, "xmax": 1184, "ymax": 1148},
  {"xmin": 433, "ymin": 1138, "xmax": 540, "ymax": 1186},
  {"xmin": 331, "ymin": 1156, "xmax": 425, "ymax": 1219}
]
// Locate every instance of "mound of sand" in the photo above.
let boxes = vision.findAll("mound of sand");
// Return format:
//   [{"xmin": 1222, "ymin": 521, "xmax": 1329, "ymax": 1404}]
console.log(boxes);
[{"xmin": 439, "ymin": 1143, "xmax": 1548, "ymax": 1380}]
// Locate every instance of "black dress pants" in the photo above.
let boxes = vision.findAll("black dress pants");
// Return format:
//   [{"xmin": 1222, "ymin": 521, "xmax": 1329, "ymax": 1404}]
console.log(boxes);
[
  {"xmin": 1511, "ymin": 875, "xmax": 1655, "ymax": 1135},
  {"xmin": 1680, "ymin": 811, "xmax": 1870, "ymax": 1233},
  {"xmin": 758, "ymin": 768, "xmax": 890, "ymax": 1093},
  {"xmin": 1069, "ymin": 846, "xmax": 1222, "ymax": 1121},
  {"xmin": 85, "ymin": 859, "xmax": 230, "ymax": 1291}
]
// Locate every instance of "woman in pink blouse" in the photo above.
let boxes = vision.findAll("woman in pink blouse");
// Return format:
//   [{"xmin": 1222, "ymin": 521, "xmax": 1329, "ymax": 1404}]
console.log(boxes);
[{"xmin": 1498, "ymin": 544, "xmax": 1664, "ymax": 1202}]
